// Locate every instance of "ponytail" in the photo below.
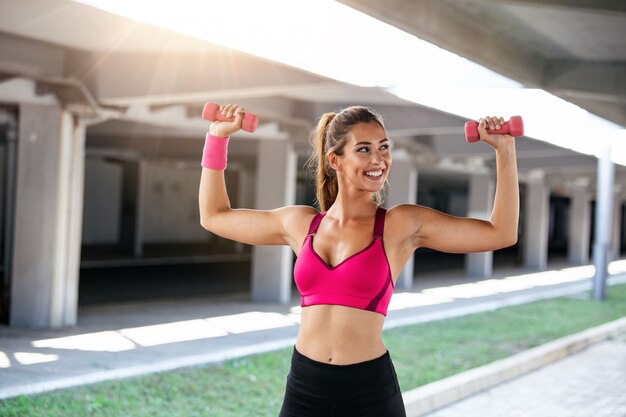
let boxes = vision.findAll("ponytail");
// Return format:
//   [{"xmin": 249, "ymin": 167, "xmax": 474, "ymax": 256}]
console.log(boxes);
[{"xmin": 305, "ymin": 112, "xmax": 338, "ymax": 211}]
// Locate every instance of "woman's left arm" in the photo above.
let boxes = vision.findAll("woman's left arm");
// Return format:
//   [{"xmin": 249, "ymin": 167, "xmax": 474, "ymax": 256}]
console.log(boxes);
[{"xmin": 402, "ymin": 116, "xmax": 519, "ymax": 253}]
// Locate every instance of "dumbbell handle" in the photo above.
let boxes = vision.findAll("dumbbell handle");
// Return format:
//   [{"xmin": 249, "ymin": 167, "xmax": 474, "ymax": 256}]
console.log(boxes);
[
  {"xmin": 465, "ymin": 115, "xmax": 524, "ymax": 143},
  {"xmin": 202, "ymin": 102, "xmax": 259, "ymax": 133}
]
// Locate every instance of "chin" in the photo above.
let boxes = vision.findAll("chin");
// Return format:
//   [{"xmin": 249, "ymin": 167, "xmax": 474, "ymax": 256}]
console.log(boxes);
[{"xmin": 362, "ymin": 180, "xmax": 386, "ymax": 192}]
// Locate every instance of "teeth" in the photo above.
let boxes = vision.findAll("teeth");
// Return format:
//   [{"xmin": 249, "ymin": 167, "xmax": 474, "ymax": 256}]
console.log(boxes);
[{"xmin": 365, "ymin": 170, "xmax": 383, "ymax": 177}]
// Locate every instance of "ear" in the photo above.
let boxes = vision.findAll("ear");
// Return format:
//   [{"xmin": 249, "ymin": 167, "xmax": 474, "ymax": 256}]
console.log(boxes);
[{"xmin": 328, "ymin": 152, "xmax": 342, "ymax": 172}]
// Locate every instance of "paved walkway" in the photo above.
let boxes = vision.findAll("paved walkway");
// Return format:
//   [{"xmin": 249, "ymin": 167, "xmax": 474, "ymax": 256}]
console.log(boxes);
[
  {"xmin": 1, "ymin": 259, "xmax": 625, "ymax": 400},
  {"xmin": 424, "ymin": 331, "xmax": 626, "ymax": 417}
]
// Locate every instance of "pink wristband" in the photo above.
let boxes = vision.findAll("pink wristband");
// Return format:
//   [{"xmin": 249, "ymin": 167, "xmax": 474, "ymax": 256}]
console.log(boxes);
[{"xmin": 201, "ymin": 133, "xmax": 229, "ymax": 170}]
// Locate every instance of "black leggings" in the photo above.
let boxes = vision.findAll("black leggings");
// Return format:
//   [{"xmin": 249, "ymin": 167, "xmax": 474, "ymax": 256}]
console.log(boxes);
[{"xmin": 278, "ymin": 345, "xmax": 407, "ymax": 417}]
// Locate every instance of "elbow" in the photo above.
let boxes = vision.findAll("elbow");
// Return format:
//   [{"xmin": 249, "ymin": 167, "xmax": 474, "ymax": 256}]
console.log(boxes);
[
  {"xmin": 200, "ymin": 219, "xmax": 211, "ymax": 232},
  {"xmin": 200, "ymin": 208, "xmax": 228, "ymax": 232},
  {"xmin": 490, "ymin": 222, "xmax": 518, "ymax": 249},
  {"xmin": 508, "ymin": 237, "xmax": 518, "ymax": 248},
  {"xmin": 200, "ymin": 212, "xmax": 215, "ymax": 232},
  {"xmin": 502, "ymin": 234, "xmax": 518, "ymax": 248}
]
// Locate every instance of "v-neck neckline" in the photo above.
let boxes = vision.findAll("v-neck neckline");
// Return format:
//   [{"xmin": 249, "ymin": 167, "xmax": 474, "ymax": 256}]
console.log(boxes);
[
  {"xmin": 309, "ymin": 235, "xmax": 378, "ymax": 270},
  {"xmin": 308, "ymin": 210, "xmax": 381, "ymax": 270}
]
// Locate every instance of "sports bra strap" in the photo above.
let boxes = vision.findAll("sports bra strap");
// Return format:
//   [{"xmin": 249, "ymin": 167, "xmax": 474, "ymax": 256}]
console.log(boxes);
[
  {"xmin": 373, "ymin": 206, "xmax": 386, "ymax": 239},
  {"xmin": 307, "ymin": 211, "xmax": 326, "ymax": 235}
]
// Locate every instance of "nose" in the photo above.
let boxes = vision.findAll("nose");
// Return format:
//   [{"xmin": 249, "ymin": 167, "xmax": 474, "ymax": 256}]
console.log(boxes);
[{"xmin": 371, "ymin": 150, "xmax": 384, "ymax": 164}]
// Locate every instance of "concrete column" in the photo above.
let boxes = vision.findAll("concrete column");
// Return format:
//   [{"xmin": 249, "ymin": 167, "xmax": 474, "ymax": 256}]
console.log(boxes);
[
  {"xmin": 593, "ymin": 143, "xmax": 614, "ymax": 300},
  {"xmin": 384, "ymin": 151, "xmax": 417, "ymax": 290},
  {"xmin": 251, "ymin": 139, "xmax": 296, "ymax": 304},
  {"xmin": 11, "ymin": 104, "xmax": 85, "ymax": 328},
  {"xmin": 465, "ymin": 173, "xmax": 495, "ymax": 278},
  {"xmin": 622, "ymin": 200, "xmax": 626, "ymax": 256},
  {"xmin": 0, "ymin": 110, "xmax": 18, "ymax": 325},
  {"xmin": 568, "ymin": 189, "xmax": 591, "ymax": 265},
  {"xmin": 611, "ymin": 197, "xmax": 623, "ymax": 261},
  {"xmin": 120, "ymin": 159, "xmax": 145, "ymax": 257},
  {"xmin": 523, "ymin": 182, "xmax": 550, "ymax": 270}
]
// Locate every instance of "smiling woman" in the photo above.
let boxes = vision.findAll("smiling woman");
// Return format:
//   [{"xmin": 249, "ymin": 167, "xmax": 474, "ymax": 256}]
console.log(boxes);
[
  {"xmin": 198, "ymin": 103, "xmax": 519, "ymax": 416},
  {"xmin": 193, "ymin": 99, "xmax": 519, "ymax": 417}
]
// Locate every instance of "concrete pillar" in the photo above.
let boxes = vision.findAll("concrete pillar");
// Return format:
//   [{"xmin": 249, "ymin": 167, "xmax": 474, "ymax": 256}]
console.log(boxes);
[
  {"xmin": 622, "ymin": 201, "xmax": 626, "ymax": 256},
  {"xmin": 611, "ymin": 197, "xmax": 623, "ymax": 261},
  {"xmin": 11, "ymin": 104, "xmax": 85, "ymax": 328},
  {"xmin": 0, "ymin": 110, "xmax": 18, "ymax": 325},
  {"xmin": 251, "ymin": 139, "xmax": 296, "ymax": 304},
  {"xmin": 523, "ymin": 182, "xmax": 550, "ymax": 270},
  {"xmin": 120, "ymin": 159, "xmax": 145, "ymax": 257},
  {"xmin": 465, "ymin": 173, "xmax": 495, "ymax": 278},
  {"xmin": 568, "ymin": 189, "xmax": 591, "ymax": 265},
  {"xmin": 384, "ymin": 151, "xmax": 417, "ymax": 290},
  {"xmin": 593, "ymin": 143, "xmax": 614, "ymax": 300}
]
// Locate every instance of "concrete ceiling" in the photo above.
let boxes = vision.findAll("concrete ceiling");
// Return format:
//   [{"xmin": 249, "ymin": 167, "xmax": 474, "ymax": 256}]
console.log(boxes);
[
  {"xmin": 0, "ymin": 0, "xmax": 624, "ymax": 191},
  {"xmin": 338, "ymin": 0, "xmax": 626, "ymax": 126}
]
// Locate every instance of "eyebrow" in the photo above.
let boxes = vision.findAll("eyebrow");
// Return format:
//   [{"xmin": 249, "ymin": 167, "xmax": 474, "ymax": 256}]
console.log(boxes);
[{"xmin": 353, "ymin": 138, "xmax": 389, "ymax": 146}]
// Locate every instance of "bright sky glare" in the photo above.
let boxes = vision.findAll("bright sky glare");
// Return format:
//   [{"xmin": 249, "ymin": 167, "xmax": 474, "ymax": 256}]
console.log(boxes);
[{"xmin": 71, "ymin": 0, "xmax": 624, "ymax": 165}]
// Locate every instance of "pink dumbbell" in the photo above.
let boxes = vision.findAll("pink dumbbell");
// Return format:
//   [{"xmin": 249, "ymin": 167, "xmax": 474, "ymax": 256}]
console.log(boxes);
[
  {"xmin": 465, "ymin": 115, "xmax": 524, "ymax": 143},
  {"xmin": 202, "ymin": 102, "xmax": 259, "ymax": 133}
]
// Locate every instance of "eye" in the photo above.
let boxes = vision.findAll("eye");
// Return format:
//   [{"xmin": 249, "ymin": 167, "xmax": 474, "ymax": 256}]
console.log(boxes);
[{"xmin": 357, "ymin": 143, "xmax": 390, "ymax": 153}]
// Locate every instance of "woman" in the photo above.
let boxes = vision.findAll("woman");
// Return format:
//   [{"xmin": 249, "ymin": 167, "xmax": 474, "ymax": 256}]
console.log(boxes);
[{"xmin": 199, "ymin": 104, "xmax": 519, "ymax": 416}]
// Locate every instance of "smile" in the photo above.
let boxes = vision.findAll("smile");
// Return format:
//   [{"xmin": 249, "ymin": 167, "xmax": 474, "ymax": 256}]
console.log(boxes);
[{"xmin": 364, "ymin": 169, "xmax": 384, "ymax": 179}]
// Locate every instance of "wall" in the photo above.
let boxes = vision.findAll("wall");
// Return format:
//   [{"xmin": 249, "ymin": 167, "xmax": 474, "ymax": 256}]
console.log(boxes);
[
  {"xmin": 142, "ymin": 161, "xmax": 231, "ymax": 243},
  {"xmin": 82, "ymin": 157, "xmax": 121, "ymax": 244}
]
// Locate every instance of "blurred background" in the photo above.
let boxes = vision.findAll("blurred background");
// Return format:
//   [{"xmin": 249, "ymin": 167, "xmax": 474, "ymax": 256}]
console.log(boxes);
[{"xmin": 0, "ymin": 0, "xmax": 624, "ymax": 330}]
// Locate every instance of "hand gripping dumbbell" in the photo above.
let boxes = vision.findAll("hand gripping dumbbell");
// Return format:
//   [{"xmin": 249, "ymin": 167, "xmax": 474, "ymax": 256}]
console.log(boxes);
[
  {"xmin": 465, "ymin": 115, "xmax": 524, "ymax": 143},
  {"xmin": 202, "ymin": 102, "xmax": 259, "ymax": 133}
]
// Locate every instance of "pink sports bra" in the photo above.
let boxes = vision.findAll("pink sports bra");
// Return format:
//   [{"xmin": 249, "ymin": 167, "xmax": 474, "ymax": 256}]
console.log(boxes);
[{"xmin": 293, "ymin": 206, "xmax": 394, "ymax": 317}]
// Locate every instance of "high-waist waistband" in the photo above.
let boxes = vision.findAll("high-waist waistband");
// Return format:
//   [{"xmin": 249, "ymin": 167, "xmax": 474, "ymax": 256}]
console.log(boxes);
[
  {"xmin": 287, "ymin": 345, "xmax": 400, "ymax": 404},
  {"xmin": 292, "ymin": 345, "xmax": 390, "ymax": 370}
]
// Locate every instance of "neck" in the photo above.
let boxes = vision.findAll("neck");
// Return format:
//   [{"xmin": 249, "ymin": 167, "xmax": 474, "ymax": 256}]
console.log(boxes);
[{"xmin": 326, "ymin": 189, "xmax": 379, "ymax": 224}]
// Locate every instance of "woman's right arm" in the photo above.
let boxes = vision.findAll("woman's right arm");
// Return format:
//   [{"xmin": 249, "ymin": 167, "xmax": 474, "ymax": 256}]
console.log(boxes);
[{"xmin": 198, "ymin": 104, "xmax": 316, "ymax": 247}]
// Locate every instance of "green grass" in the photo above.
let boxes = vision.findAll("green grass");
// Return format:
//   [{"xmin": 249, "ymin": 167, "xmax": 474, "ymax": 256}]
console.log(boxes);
[{"xmin": 2, "ymin": 284, "xmax": 626, "ymax": 417}]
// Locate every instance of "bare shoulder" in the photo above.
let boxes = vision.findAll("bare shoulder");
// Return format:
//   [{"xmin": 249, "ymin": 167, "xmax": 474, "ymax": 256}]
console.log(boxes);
[
  {"xmin": 277, "ymin": 205, "xmax": 319, "ymax": 228},
  {"xmin": 276, "ymin": 205, "xmax": 319, "ymax": 253},
  {"xmin": 385, "ymin": 203, "xmax": 429, "ymax": 246},
  {"xmin": 386, "ymin": 203, "xmax": 428, "ymax": 223}
]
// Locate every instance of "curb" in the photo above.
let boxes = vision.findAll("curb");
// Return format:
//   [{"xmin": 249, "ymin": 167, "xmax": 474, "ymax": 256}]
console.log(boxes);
[{"xmin": 402, "ymin": 316, "xmax": 626, "ymax": 416}]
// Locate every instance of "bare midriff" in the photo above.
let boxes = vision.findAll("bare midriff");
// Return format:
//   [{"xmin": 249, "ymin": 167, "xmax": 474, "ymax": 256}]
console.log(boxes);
[{"xmin": 295, "ymin": 304, "xmax": 387, "ymax": 365}]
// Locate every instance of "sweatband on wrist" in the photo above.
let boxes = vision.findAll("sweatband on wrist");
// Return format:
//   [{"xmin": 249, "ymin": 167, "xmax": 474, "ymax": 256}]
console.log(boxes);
[{"xmin": 201, "ymin": 133, "xmax": 230, "ymax": 170}]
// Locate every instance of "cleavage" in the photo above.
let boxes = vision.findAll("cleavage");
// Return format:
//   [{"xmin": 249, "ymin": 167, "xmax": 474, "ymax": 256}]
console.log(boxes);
[{"xmin": 312, "ymin": 231, "xmax": 374, "ymax": 269}]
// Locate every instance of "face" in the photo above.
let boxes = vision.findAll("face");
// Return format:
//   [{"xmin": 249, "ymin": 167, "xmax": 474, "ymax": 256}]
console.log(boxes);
[{"xmin": 329, "ymin": 121, "xmax": 392, "ymax": 192}]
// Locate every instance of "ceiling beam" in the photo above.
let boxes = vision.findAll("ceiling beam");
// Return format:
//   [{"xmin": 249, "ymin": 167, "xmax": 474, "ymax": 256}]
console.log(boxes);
[
  {"xmin": 296, "ymin": 101, "xmax": 466, "ymax": 132},
  {"xmin": 65, "ymin": 49, "xmax": 332, "ymax": 104},
  {"xmin": 493, "ymin": 0, "xmax": 626, "ymax": 14},
  {"xmin": 560, "ymin": 96, "xmax": 626, "ymax": 127},
  {"xmin": 544, "ymin": 60, "xmax": 626, "ymax": 102},
  {"xmin": 338, "ymin": 0, "xmax": 545, "ymax": 86},
  {"xmin": 0, "ymin": 31, "xmax": 65, "ymax": 79}
]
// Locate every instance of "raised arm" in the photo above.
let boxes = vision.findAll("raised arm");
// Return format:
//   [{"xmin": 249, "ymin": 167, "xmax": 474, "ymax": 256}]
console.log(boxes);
[
  {"xmin": 198, "ymin": 104, "xmax": 315, "ymax": 248},
  {"xmin": 399, "ymin": 116, "xmax": 519, "ymax": 253}
]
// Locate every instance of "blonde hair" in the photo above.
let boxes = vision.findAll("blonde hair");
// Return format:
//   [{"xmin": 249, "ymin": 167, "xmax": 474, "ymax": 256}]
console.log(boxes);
[{"xmin": 305, "ymin": 106, "xmax": 388, "ymax": 211}]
